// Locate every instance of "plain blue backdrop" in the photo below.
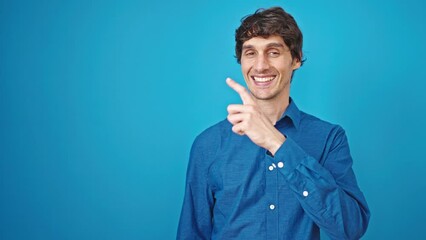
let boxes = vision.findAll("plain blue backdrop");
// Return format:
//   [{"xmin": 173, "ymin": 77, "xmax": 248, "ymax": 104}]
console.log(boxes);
[{"xmin": 1, "ymin": 0, "xmax": 426, "ymax": 239}]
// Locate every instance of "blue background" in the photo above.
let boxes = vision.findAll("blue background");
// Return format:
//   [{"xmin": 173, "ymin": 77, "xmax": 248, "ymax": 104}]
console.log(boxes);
[{"xmin": 1, "ymin": 0, "xmax": 425, "ymax": 239}]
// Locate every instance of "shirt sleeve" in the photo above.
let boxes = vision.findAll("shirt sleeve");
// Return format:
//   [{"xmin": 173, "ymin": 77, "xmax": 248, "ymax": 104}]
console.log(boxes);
[
  {"xmin": 177, "ymin": 135, "xmax": 215, "ymax": 240},
  {"xmin": 273, "ymin": 126, "xmax": 370, "ymax": 240}
]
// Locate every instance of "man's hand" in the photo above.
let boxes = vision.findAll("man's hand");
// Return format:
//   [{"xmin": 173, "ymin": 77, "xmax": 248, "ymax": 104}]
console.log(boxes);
[{"xmin": 226, "ymin": 78, "xmax": 286, "ymax": 156}]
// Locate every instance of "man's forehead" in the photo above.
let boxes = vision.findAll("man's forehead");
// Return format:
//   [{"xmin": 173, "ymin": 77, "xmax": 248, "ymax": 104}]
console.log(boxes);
[{"xmin": 242, "ymin": 35, "xmax": 287, "ymax": 49}]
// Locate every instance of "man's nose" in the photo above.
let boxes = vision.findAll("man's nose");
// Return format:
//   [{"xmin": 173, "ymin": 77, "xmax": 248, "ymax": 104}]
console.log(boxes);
[{"xmin": 254, "ymin": 54, "xmax": 270, "ymax": 72}]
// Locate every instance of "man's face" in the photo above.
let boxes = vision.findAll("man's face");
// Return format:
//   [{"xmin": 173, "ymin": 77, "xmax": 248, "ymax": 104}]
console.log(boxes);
[{"xmin": 240, "ymin": 35, "xmax": 301, "ymax": 101}]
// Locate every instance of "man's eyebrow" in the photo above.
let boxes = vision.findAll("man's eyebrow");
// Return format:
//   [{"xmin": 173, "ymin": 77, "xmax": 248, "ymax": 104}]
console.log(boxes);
[
  {"xmin": 242, "ymin": 45, "xmax": 255, "ymax": 50},
  {"xmin": 266, "ymin": 42, "xmax": 285, "ymax": 48}
]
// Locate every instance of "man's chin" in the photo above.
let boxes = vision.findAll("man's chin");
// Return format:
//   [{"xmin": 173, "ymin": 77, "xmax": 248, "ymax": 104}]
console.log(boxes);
[{"xmin": 250, "ymin": 92, "xmax": 277, "ymax": 101}]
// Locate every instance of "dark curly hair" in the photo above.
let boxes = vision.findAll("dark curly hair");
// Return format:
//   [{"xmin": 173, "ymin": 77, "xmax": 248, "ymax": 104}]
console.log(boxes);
[{"xmin": 235, "ymin": 7, "xmax": 304, "ymax": 65}]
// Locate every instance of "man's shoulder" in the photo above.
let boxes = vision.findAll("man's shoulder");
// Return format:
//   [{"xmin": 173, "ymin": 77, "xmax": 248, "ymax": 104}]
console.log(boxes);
[
  {"xmin": 192, "ymin": 119, "xmax": 231, "ymax": 149},
  {"xmin": 197, "ymin": 119, "xmax": 231, "ymax": 140},
  {"xmin": 299, "ymin": 110, "xmax": 344, "ymax": 134}
]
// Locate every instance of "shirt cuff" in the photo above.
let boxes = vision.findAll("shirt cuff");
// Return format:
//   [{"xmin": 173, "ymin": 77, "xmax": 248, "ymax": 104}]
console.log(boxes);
[{"xmin": 272, "ymin": 136, "xmax": 308, "ymax": 176}]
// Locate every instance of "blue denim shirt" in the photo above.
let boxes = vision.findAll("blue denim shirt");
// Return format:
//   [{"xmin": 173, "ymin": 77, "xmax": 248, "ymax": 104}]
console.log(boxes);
[{"xmin": 177, "ymin": 99, "xmax": 370, "ymax": 240}]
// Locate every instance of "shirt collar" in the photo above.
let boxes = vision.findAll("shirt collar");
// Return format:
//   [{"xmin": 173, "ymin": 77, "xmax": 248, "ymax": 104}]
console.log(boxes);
[{"xmin": 278, "ymin": 97, "xmax": 301, "ymax": 129}]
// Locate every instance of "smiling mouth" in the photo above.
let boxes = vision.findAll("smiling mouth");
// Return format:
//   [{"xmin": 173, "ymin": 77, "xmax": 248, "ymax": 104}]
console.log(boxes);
[{"xmin": 252, "ymin": 76, "xmax": 276, "ymax": 85}]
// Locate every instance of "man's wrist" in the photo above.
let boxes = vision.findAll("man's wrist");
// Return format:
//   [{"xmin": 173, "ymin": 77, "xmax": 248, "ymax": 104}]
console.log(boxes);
[{"xmin": 267, "ymin": 132, "xmax": 286, "ymax": 156}]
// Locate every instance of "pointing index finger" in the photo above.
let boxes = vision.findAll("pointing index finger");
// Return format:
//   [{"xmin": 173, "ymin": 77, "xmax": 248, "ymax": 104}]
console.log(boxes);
[{"xmin": 226, "ymin": 78, "xmax": 254, "ymax": 105}]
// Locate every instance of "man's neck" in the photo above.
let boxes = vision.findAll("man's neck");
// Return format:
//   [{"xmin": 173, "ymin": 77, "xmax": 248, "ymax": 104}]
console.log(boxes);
[{"xmin": 255, "ymin": 93, "xmax": 290, "ymax": 125}]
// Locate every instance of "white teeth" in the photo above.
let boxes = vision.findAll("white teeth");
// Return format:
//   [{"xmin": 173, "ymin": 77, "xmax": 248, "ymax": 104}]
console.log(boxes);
[{"xmin": 253, "ymin": 76, "xmax": 274, "ymax": 82}]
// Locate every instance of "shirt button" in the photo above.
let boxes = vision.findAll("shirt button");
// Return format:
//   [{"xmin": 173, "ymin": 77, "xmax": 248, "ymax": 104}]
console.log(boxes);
[
  {"xmin": 269, "ymin": 204, "xmax": 275, "ymax": 210},
  {"xmin": 277, "ymin": 162, "xmax": 284, "ymax": 168},
  {"xmin": 268, "ymin": 165, "xmax": 274, "ymax": 171},
  {"xmin": 303, "ymin": 191, "xmax": 309, "ymax": 197}
]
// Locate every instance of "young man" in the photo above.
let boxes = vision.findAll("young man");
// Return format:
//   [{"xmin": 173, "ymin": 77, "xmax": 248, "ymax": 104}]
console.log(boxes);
[{"xmin": 177, "ymin": 7, "xmax": 370, "ymax": 240}]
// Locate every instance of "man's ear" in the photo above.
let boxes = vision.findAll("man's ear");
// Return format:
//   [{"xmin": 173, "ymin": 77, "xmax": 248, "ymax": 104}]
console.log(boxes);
[{"xmin": 292, "ymin": 58, "xmax": 301, "ymax": 70}]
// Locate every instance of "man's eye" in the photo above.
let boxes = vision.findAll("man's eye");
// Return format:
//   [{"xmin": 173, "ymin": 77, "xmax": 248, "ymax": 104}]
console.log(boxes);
[
  {"xmin": 245, "ymin": 51, "xmax": 255, "ymax": 57},
  {"xmin": 268, "ymin": 52, "xmax": 280, "ymax": 57}
]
